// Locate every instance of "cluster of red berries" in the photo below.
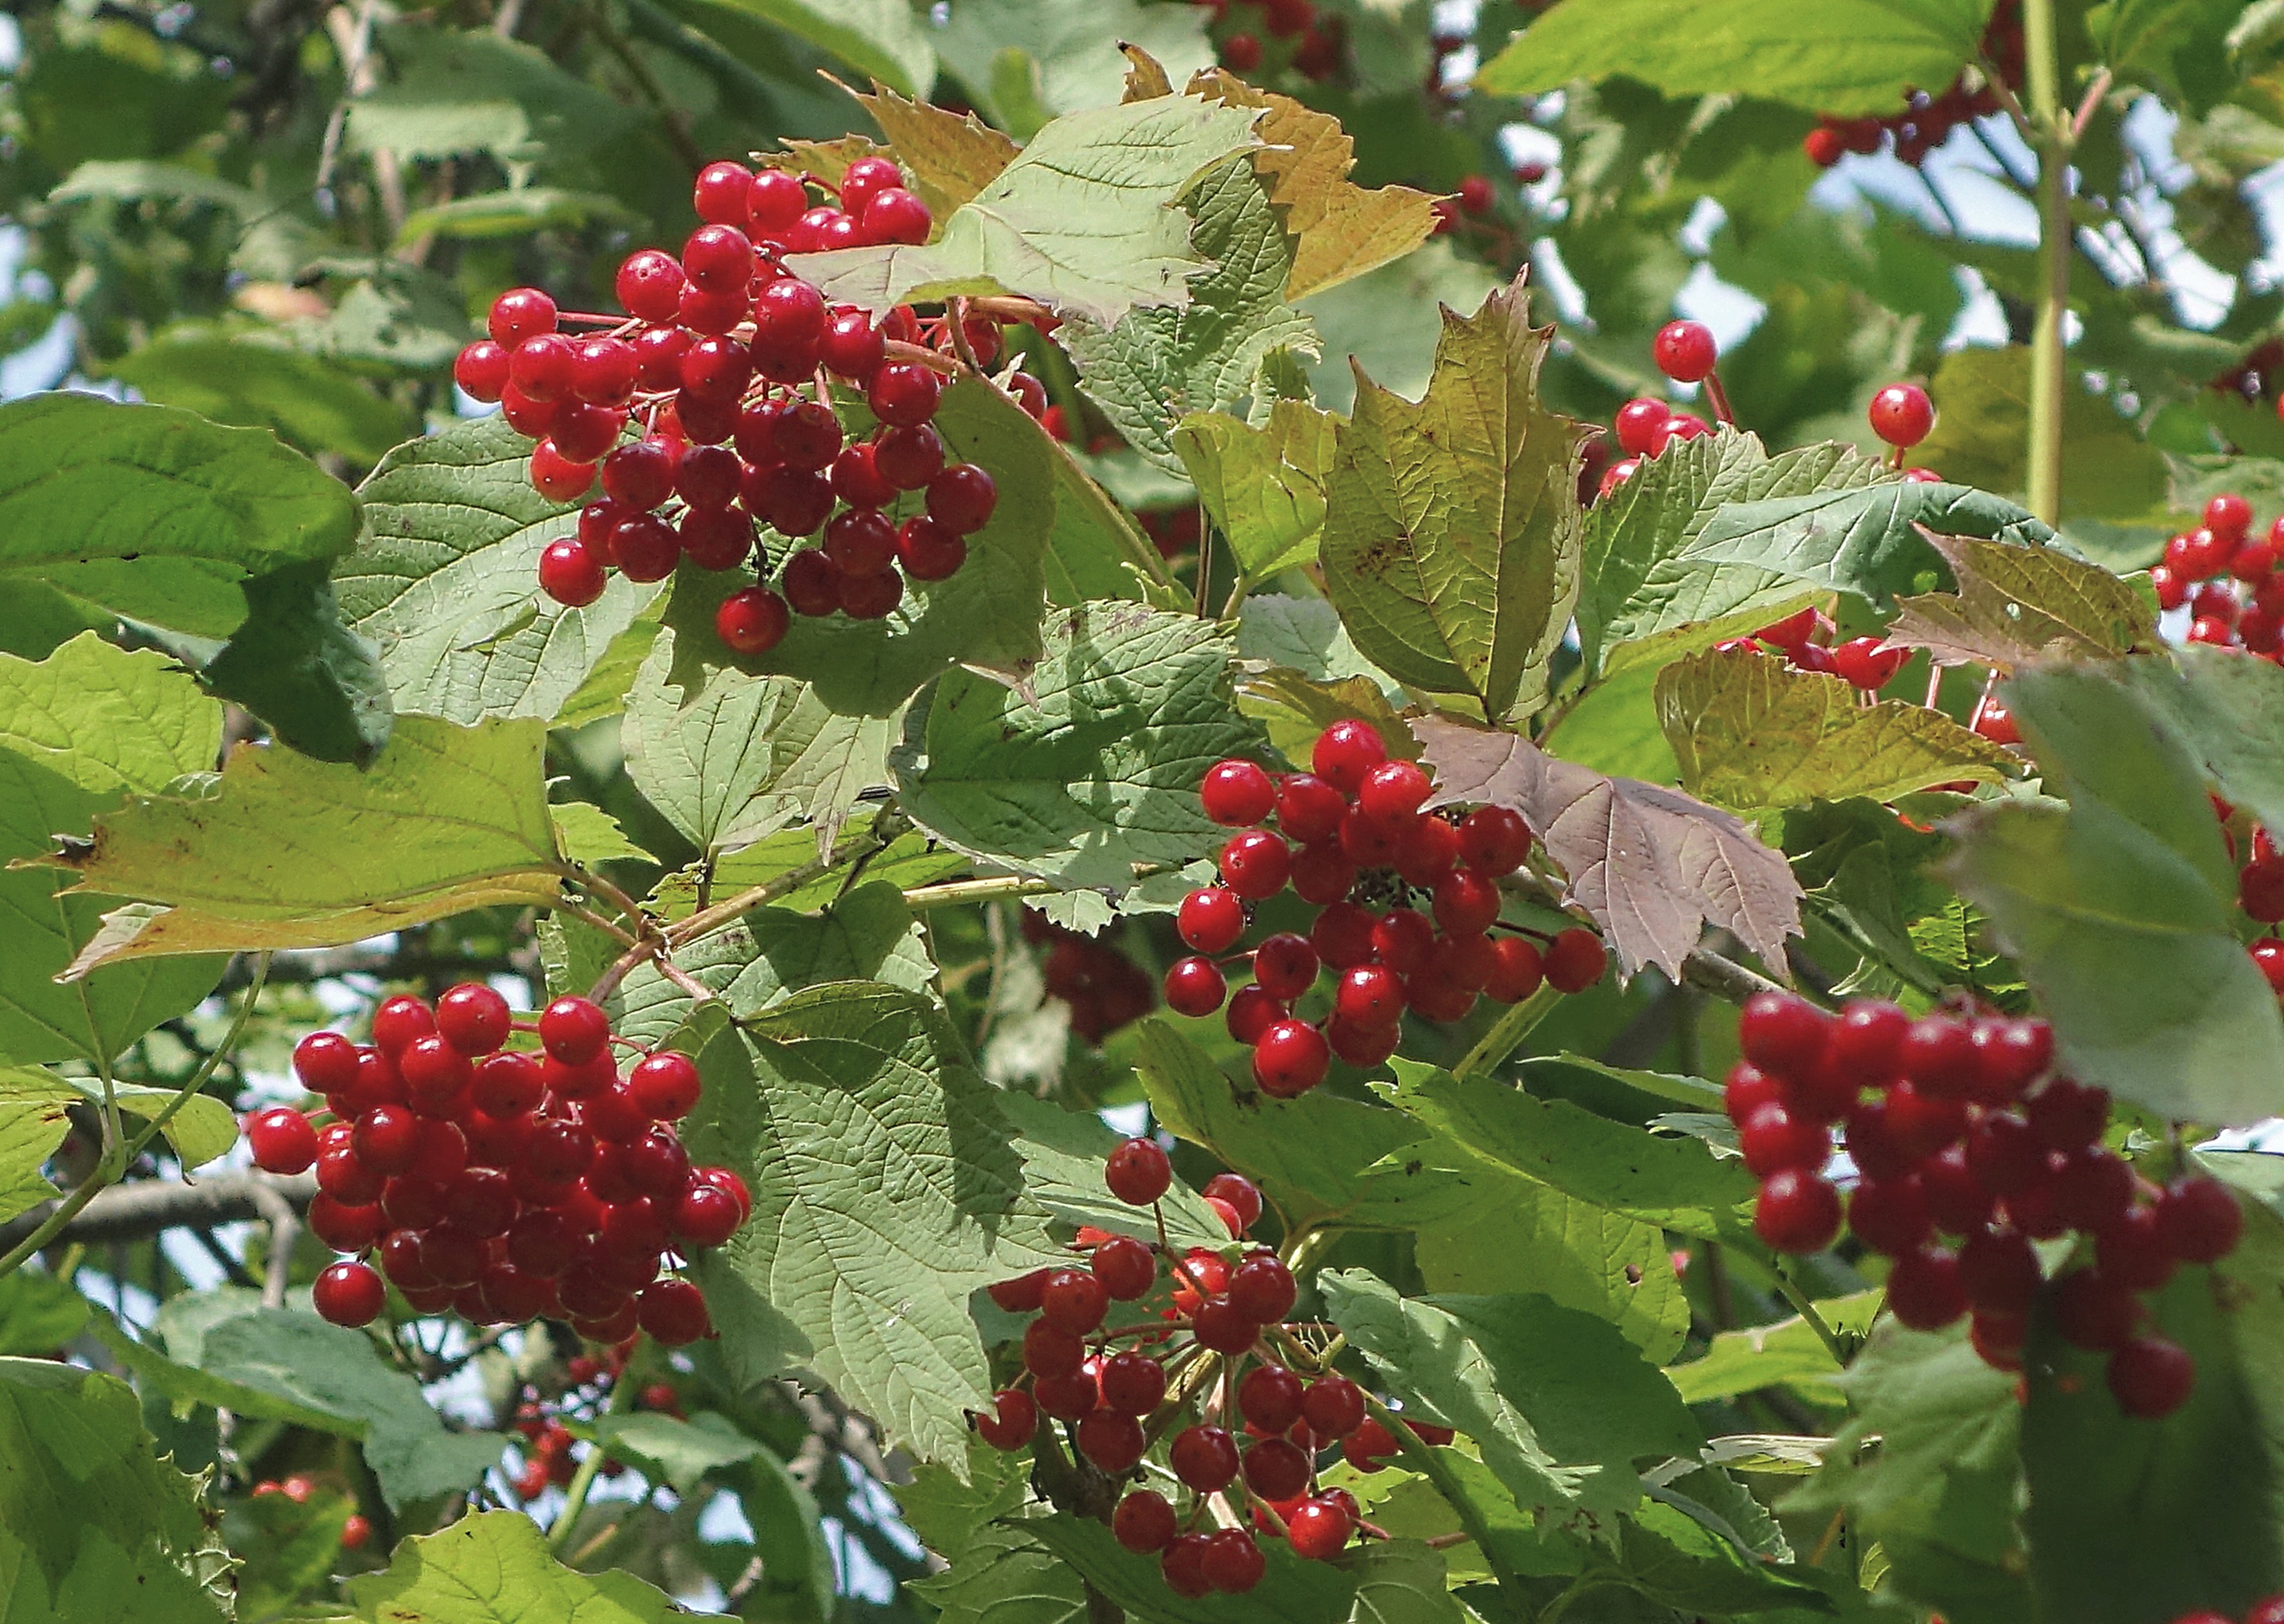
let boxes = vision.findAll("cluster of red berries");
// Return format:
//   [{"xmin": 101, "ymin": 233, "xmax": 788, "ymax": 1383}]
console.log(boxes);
[
  {"xmin": 1021, "ymin": 910, "xmax": 1160, "ymax": 1045},
  {"xmin": 1166, "ymin": 721, "xmax": 1607, "ymax": 1093},
  {"xmin": 503, "ymin": 1355, "xmax": 677, "ymax": 1500},
  {"xmin": 450, "ymin": 156, "xmax": 1004, "ymax": 655},
  {"xmin": 970, "ymin": 1140, "xmax": 1449, "ymax": 1596},
  {"xmin": 2151, "ymin": 492, "xmax": 2284, "ymax": 660},
  {"xmin": 1730, "ymin": 992, "xmax": 2243, "ymax": 1419},
  {"xmin": 1711, "ymin": 604, "xmax": 1911, "ymax": 694},
  {"xmin": 2171, "ymin": 1598, "xmax": 2284, "ymax": 1624},
  {"xmin": 244, "ymin": 986, "xmax": 749, "ymax": 1347},
  {"xmin": 248, "ymin": 1475, "xmax": 371, "ymax": 1550},
  {"xmin": 1803, "ymin": 1, "xmax": 2022, "ymax": 169},
  {"xmin": 1431, "ymin": 174, "xmax": 1500, "ymax": 234},
  {"xmin": 2216, "ymin": 795, "xmax": 2284, "ymax": 996},
  {"xmin": 1196, "ymin": 0, "xmax": 1340, "ymax": 81}
]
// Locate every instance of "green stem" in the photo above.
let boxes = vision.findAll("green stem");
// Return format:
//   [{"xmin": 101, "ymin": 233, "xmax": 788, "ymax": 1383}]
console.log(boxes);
[
  {"xmin": 2023, "ymin": 0, "xmax": 2068, "ymax": 526},
  {"xmin": 1453, "ymin": 983, "xmax": 1561, "ymax": 1083},
  {"xmin": 1767, "ymin": 1265, "xmax": 1848, "ymax": 1368},
  {"xmin": 1362, "ymin": 1391, "xmax": 1528, "ymax": 1607},
  {"xmin": 550, "ymin": 1351, "xmax": 641, "ymax": 1552},
  {"xmin": 126, "ymin": 954, "xmax": 270, "ymax": 1164},
  {"xmin": 900, "ymin": 874, "xmax": 1062, "ymax": 911}
]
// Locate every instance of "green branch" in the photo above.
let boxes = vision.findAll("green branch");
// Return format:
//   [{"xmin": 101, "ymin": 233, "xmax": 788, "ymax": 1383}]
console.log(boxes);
[
  {"xmin": 2023, "ymin": 0, "xmax": 2068, "ymax": 526},
  {"xmin": 1360, "ymin": 1390, "xmax": 1528, "ymax": 1607}
]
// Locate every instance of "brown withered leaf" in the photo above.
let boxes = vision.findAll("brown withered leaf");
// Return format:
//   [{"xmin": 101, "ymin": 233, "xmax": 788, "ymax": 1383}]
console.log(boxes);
[
  {"xmin": 1887, "ymin": 534, "xmax": 2157, "ymax": 671},
  {"xmin": 1414, "ymin": 714, "xmax": 1801, "ymax": 983}
]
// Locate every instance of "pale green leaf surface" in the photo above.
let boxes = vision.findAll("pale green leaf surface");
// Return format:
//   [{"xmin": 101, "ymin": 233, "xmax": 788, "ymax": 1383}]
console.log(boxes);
[
  {"xmin": 787, "ymin": 97, "xmax": 1261, "ymax": 327},
  {"xmin": 0, "ymin": 633, "xmax": 218, "ymax": 796},
  {"xmin": 909, "ymin": 1525, "xmax": 1088, "ymax": 1624},
  {"xmin": 346, "ymin": 30, "xmax": 641, "ymax": 165},
  {"xmin": 42, "ymin": 716, "xmax": 562, "ymax": 976},
  {"xmin": 2128, "ymin": 643, "xmax": 2284, "ymax": 838},
  {"xmin": 896, "ymin": 604, "xmax": 1262, "ymax": 894},
  {"xmin": 0, "ymin": 1269, "xmax": 88, "ymax": 1357},
  {"xmin": 1176, "ymin": 402, "xmax": 1341, "ymax": 579},
  {"xmin": 548, "ymin": 803, "xmax": 649, "ymax": 867},
  {"xmin": 681, "ymin": 983, "xmax": 1064, "ymax": 1468},
  {"xmin": 623, "ymin": 630, "xmax": 804, "ymax": 855},
  {"xmin": 1320, "ymin": 1271, "xmax": 1702, "ymax": 1520},
  {"xmin": 1657, "ymin": 647, "xmax": 2013, "ymax": 819},
  {"xmin": 592, "ymin": 1411, "xmax": 760, "ymax": 1495},
  {"xmin": 335, "ymin": 413, "xmax": 665, "ymax": 724},
  {"xmin": 109, "ymin": 331, "xmax": 415, "ymax": 463},
  {"xmin": 393, "ymin": 187, "xmax": 638, "ymax": 244},
  {"xmin": 0, "ymin": 1070, "xmax": 76, "ymax": 1222},
  {"xmin": 1664, "ymin": 1291, "xmax": 1885, "ymax": 1406},
  {"xmin": 349, "ymin": 1511, "xmax": 683, "ymax": 1621}
]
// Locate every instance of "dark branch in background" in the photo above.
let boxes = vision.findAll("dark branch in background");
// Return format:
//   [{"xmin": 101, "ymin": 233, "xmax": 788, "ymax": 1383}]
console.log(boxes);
[
  {"xmin": 0, "ymin": 1171, "xmax": 316, "ymax": 1253},
  {"xmin": 1680, "ymin": 945, "xmax": 1785, "ymax": 1005},
  {"xmin": 217, "ymin": 943, "xmax": 539, "ymax": 991}
]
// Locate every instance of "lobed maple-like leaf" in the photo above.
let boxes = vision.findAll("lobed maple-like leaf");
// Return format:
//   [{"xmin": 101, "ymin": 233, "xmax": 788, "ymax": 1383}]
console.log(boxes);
[
  {"xmin": 1887, "ymin": 533, "xmax": 2158, "ymax": 671},
  {"xmin": 1414, "ymin": 714, "xmax": 1801, "ymax": 982}
]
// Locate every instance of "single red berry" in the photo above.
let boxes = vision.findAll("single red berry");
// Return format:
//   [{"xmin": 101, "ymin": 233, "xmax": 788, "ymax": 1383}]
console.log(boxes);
[
  {"xmin": 1164, "ymin": 955, "xmax": 1229, "ymax": 1017},
  {"xmin": 987, "ymin": 1269, "xmax": 1050, "ymax": 1314},
  {"xmin": 1286, "ymin": 1495, "xmax": 1354, "ymax": 1560},
  {"xmin": 1456, "ymin": 806, "xmax": 1531, "ymax": 875},
  {"xmin": 1252, "ymin": 933, "xmax": 1320, "ymax": 1001},
  {"xmin": 1221, "ymin": 32, "xmax": 1264, "ymax": 72},
  {"xmin": 1075, "ymin": 1410, "xmax": 1148, "ymax": 1473},
  {"xmin": 975, "ymin": 1389, "xmax": 1036, "ymax": 1450},
  {"xmin": 1311, "ymin": 719, "xmax": 1387, "ymax": 794},
  {"xmin": 2107, "ymin": 1335, "xmax": 2196, "ymax": 1419},
  {"xmin": 293, "ymin": 1030, "xmax": 362, "ymax": 1094},
  {"xmin": 489, "ymin": 287, "xmax": 558, "ymax": 348},
  {"xmin": 896, "ymin": 515, "xmax": 967, "ymax": 581},
  {"xmin": 616, "ymin": 249, "xmax": 686, "ymax": 323},
  {"xmin": 455, "ymin": 340, "xmax": 512, "ymax": 402},
  {"xmin": 539, "ymin": 997, "xmax": 612, "ymax": 1065},
  {"xmin": 1252, "ymin": 1019, "xmax": 1330, "ymax": 1098},
  {"xmin": 1543, "ymin": 928, "xmax": 1606, "ymax": 993},
  {"xmin": 1171, "ymin": 1424, "xmax": 1240, "ymax": 1491},
  {"xmin": 1755, "ymin": 1169, "xmax": 1842, "ymax": 1253},
  {"xmin": 1092, "ymin": 1235, "xmax": 1157, "ymax": 1300},
  {"xmin": 245, "ymin": 1107, "xmax": 318, "ymax": 1175},
  {"xmin": 1868, "ymin": 383, "xmax": 1935, "ymax": 448},
  {"xmin": 1887, "ymin": 1243, "xmax": 1967, "ymax": 1330},
  {"xmin": 1431, "ymin": 868, "xmax": 1502, "ymax": 937},
  {"xmin": 1105, "ymin": 1137, "xmax": 1172, "ymax": 1205},
  {"xmin": 1739, "ymin": 1103, "xmax": 1828, "ymax": 1178},
  {"xmin": 313, "ymin": 1261, "xmax": 386, "ymax": 1327},
  {"xmin": 431, "ymin": 983, "xmax": 509, "ymax": 1057},
  {"xmin": 1653, "ymin": 319, "xmax": 1718, "ymax": 384},
  {"xmin": 672, "ymin": 1182, "xmax": 743, "ymax": 1247},
  {"xmin": 1738, "ymin": 992, "xmax": 1828, "ymax": 1077},
  {"xmin": 1847, "ymin": 1175, "xmax": 1929, "ymax": 1256},
  {"xmin": 2052, "ymin": 1267, "xmax": 2141, "ymax": 1350},
  {"xmin": 1023, "ymin": 1319, "xmax": 1085, "ymax": 1379},
  {"xmin": 1959, "ymin": 1227, "xmax": 2040, "ymax": 1315},
  {"xmin": 1274, "ymin": 774, "xmax": 1348, "ymax": 844},
  {"xmin": 1241, "ymin": 1435, "xmax": 1312, "ymax": 1501},
  {"xmin": 926, "ymin": 463, "xmax": 997, "ymax": 535},
  {"xmin": 1482, "ymin": 935, "xmax": 1544, "ymax": 1003},
  {"xmin": 1178, "ymin": 886, "xmax": 1247, "ymax": 953},
  {"xmin": 780, "ymin": 548, "xmax": 843, "ymax": 617},
  {"xmin": 864, "ymin": 187, "xmax": 933, "ymax": 246},
  {"xmin": 1229, "ymin": 1253, "xmax": 1297, "ymax": 1322},
  {"xmin": 1220, "ymin": 830, "xmax": 1292, "ymax": 900},
  {"xmin": 2098, "ymin": 1205, "xmax": 2177, "ymax": 1293},
  {"xmin": 1202, "ymin": 758, "xmax": 1277, "ymax": 826},
  {"xmin": 1199, "ymin": 1527, "xmax": 1265, "ymax": 1594},
  {"xmin": 1203, "ymin": 1173, "xmax": 1262, "ymax": 1230},
  {"xmin": 1041, "ymin": 1267, "xmax": 1110, "ymax": 1334},
  {"xmin": 1114, "ymin": 1489, "xmax": 1178, "ymax": 1554},
  {"xmin": 2155, "ymin": 1176, "xmax": 2243, "ymax": 1264},
  {"xmin": 716, "ymin": 587, "xmax": 791, "ymax": 656}
]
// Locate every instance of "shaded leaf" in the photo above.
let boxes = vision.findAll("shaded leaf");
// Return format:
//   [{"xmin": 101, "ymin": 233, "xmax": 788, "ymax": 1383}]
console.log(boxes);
[
  {"xmin": 110, "ymin": 330, "xmax": 415, "ymax": 463},
  {"xmin": 1918, "ymin": 344, "xmax": 2172, "ymax": 524},
  {"xmin": 202, "ymin": 559, "xmax": 395, "ymax": 765},
  {"xmin": 0, "ymin": 1268, "xmax": 88, "ymax": 1357},
  {"xmin": 1887, "ymin": 533, "xmax": 2159, "ymax": 669},
  {"xmin": 1176, "ymin": 402, "xmax": 1340, "ymax": 579},
  {"xmin": 1656, "ymin": 647, "xmax": 2013, "ymax": 820},
  {"xmin": 921, "ymin": 0, "xmax": 1216, "ymax": 130},
  {"xmin": 1664, "ymin": 1291, "xmax": 1884, "ymax": 1406},
  {"xmin": 1301, "ymin": 241, "xmax": 1503, "ymax": 418},
  {"xmin": 394, "ymin": 186, "xmax": 638, "ymax": 244},
  {"xmin": 1415, "ymin": 715, "xmax": 1803, "ymax": 982},
  {"xmin": 2126, "ymin": 643, "xmax": 2284, "ymax": 838}
]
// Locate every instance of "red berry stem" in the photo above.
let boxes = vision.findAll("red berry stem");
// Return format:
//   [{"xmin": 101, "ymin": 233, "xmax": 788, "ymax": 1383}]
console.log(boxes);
[{"xmin": 1701, "ymin": 368, "xmax": 1736, "ymax": 426}]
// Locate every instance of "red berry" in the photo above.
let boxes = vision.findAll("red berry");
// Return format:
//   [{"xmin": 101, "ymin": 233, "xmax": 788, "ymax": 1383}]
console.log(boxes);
[
  {"xmin": 1202, "ymin": 759, "xmax": 1277, "ymax": 826},
  {"xmin": 1041, "ymin": 1267, "xmax": 1109, "ymax": 1333},
  {"xmin": 1221, "ymin": 32, "xmax": 1264, "ymax": 72},
  {"xmin": 1023, "ymin": 1320, "xmax": 1085, "ymax": 1380},
  {"xmin": 1097, "ymin": 1349, "xmax": 1168, "ymax": 1416},
  {"xmin": 1846, "ymin": 1175, "xmax": 1929, "ymax": 1256},
  {"xmin": 1274, "ymin": 774, "xmax": 1348, "ymax": 844},
  {"xmin": 1456, "ymin": 806, "xmax": 1531, "ymax": 875},
  {"xmin": 1542, "ymin": 928, "xmax": 1606, "ymax": 993},
  {"xmin": 1356, "ymin": 760, "xmax": 1431, "ymax": 824},
  {"xmin": 1431, "ymin": 869, "xmax": 1502, "ymax": 936},
  {"xmin": 1164, "ymin": 955, "xmax": 1229, "ymax": 1017},
  {"xmin": 489, "ymin": 287, "xmax": 557, "ymax": 348},
  {"xmin": 1252, "ymin": 933, "xmax": 1319, "ymax": 1001},
  {"xmin": 1868, "ymin": 383, "xmax": 1935, "ymax": 448},
  {"xmin": 1311, "ymin": 720, "xmax": 1387, "ymax": 794},
  {"xmin": 1958, "ymin": 1227, "xmax": 2040, "ymax": 1315},
  {"xmin": 1335, "ymin": 964, "xmax": 1407, "ymax": 1029},
  {"xmin": 1075, "ymin": 1409, "xmax": 1148, "ymax": 1473},
  {"xmin": 314, "ymin": 1261, "xmax": 385, "ymax": 1327},
  {"xmin": 1886, "ymin": 1243, "xmax": 1966, "ymax": 1330},
  {"xmin": 1203, "ymin": 1174, "xmax": 1262, "ymax": 1230},
  {"xmin": 245, "ymin": 1107, "xmax": 318, "ymax": 1175},
  {"xmin": 1754, "ymin": 1169, "xmax": 1841, "ymax": 1253},
  {"xmin": 1105, "ymin": 1138, "xmax": 1172, "ymax": 1205},
  {"xmin": 1739, "ymin": 1103, "xmax": 1827, "ymax": 1177},
  {"xmin": 1178, "ymin": 886, "xmax": 1247, "ymax": 953},
  {"xmin": 1229, "ymin": 1253, "xmax": 1296, "ymax": 1322},
  {"xmin": 1285, "ymin": 1495, "xmax": 1354, "ymax": 1560},
  {"xmin": 1191, "ymin": 1296, "xmax": 1260, "ymax": 1353},
  {"xmin": 2051, "ymin": 1145, "xmax": 2134, "ymax": 1231},
  {"xmin": 1199, "ymin": 1527, "xmax": 1265, "ymax": 1594},
  {"xmin": 455, "ymin": 340, "xmax": 512, "ymax": 402},
  {"xmin": 1093, "ymin": 1235, "xmax": 1156, "ymax": 1300},
  {"xmin": 1738, "ymin": 992, "xmax": 1827, "ymax": 1076},
  {"xmin": 2155, "ymin": 1175, "xmax": 2243, "ymax": 1264},
  {"xmin": 2097, "ymin": 1205, "xmax": 2177, "ymax": 1293},
  {"xmin": 1614, "ymin": 397, "xmax": 1672, "ymax": 457},
  {"xmin": 895, "ymin": 515, "xmax": 967, "ymax": 581},
  {"xmin": 1652, "ymin": 320, "xmax": 1718, "ymax": 384},
  {"xmin": 2107, "ymin": 1335, "xmax": 2196, "ymax": 1419},
  {"xmin": 672, "ymin": 1182, "xmax": 743, "ymax": 1247},
  {"xmin": 539, "ymin": 997, "xmax": 611, "ymax": 1065},
  {"xmin": 1114, "ymin": 1489, "xmax": 1178, "ymax": 1554},
  {"xmin": 1252, "ymin": 1019, "xmax": 1330, "ymax": 1098},
  {"xmin": 716, "ymin": 587, "xmax": 791, "ymax": 656},
  {"xmin": 864, "ymin": 188, "xmax": 933, "ymax": 246},
  {"xmin": 1220, "ymin": 829, "xmax": 1292, "ymax": 899},
  {"xmin": 987, "ymin": 1269, "xmax": 1049, "ymax": 1314},
  {"xmin": 1241, "ymin": 1436, "xmax": 1311, "ymax": 1500},
  {"xmin": 1172, "ymin": 1424, "xmax": 1240, "ymax": 1491},
  {"xmin": 616, "ymin": 249, "xmax": 685, "ymax": 323},
  {"xmin": 925, "ymin": 463, "xmax": 997, "ymax": 535},
  {"xmin": 1311, "ymin": 902, "xmax": 1377, "ymax": 969},
  {"xmin": 975, "ymin": 1389, "xmax": 1036, "ymax": 1450},
  {"xmin": 293, "ymin": 1030, "xmax": 362, "ymax": 1094}
]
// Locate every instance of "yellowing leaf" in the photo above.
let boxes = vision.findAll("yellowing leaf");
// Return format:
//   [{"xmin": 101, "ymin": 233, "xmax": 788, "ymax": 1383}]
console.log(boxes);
[
  {"xmin": 1655, "ymin": 647, "xmax": 2015, "ymax": 820},
  {"xmin": 1888, "ymin": 534, "xmax": 2159, "ymax": 671},
  {"xmin": 1320, "ymin": 275, "xmax": 1594, "ymax": 720},
  {"xmin": 1174, "ymin": 401, "xmax": 1340, "ymax": 579},
  {"xmin": 35, "ymin": 716, "xmax": 563, "ymax": 977},
  {"xmin": 1415, "ymin": 714, "xmax": 1803, "ymax": 983},
  {"xmin": 850, "ymin": 81, "xmax": 1019, "ymax": 216},
  {"xmin": 1183, "ymin": 68, "xmax": 1440, "ymax": 300}
]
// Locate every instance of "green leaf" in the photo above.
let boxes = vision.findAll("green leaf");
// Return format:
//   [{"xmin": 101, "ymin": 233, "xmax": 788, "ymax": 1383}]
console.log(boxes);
[
  {"xmin": 2090, "ymin": 0, "xmax": 2245, "ymax": 111},
  {"xmin": 202, "ymin": 560, "xmax": 396, "ymax": 765},
  {"xmin": 1917, "ymin": 346, "xmax": 2172, "ymax": 523},
  {"xmin": 346, "ymin": 29, "xmax": 642, "ymax": 166},
  {"xmin": 0, "ymin": 395, "xmax": 361, "ymax": 614},
  {"xmin": 1025, "ymin": 1514, "xmax": 1356, "ymax": 1623},
  {"xmin": 669, "ymin": 379, "xmax": 1055, "ymax": 716},
  {"xmin": 393, "ymin": 186, "xmax": 639, "ymax": 244},
  {"xmin": 1385, "ymin": 1059, "xmax": 1758, "ymax": 1242},
  {"xmin": 995, "ymin": 1090, "xmax": 1229, "ymax": 1251},
  {"xmin": 2126, "ymin": 643, "xmax": 2284, "ymax": 839},
  {"xmin": 922, "ymin": 0, "xmax": 1216, "ymax": 129},
  {"xmin": 0, "ymin": 1070, "xmax": 75, "ymax": 1221},
  {"xmin": 0, "ymin": 632, "xmax": 220, "ymax": 796},
  {"xmin": 692, "ymin": 0, "xmax": 935, "ymax": 95},
  {"xmin": 1236, "ymin": 594, "xmax": 1396, "ymax": 691},
  {"xmin": 1476, "ymin": 0, "xmax": 1997, "ymax": 116},
  {"xmin": 1944, "ymin": 662, "xmax": 2284, "ymax": 1126},
  {"xmin": 0, "ymin": 1358, "xmax": 231, "ymax": 1623},
  {"xmin": 110, "ymin": 330, "xmax": 417, "ymax": 463},
  {"xmin": 0, "ymin": 1268, "xmax": 88, "ymax": 1357},
  {"xmin": 1135, "ymin": 1019, "xmax": 1469, "ymax": 1234},
  {"xmin": 548, "ymin": 802, "xmax": 649, "ymax": 867},
  {"xmin": 834, "ymin": 83, "xmax": 1019, "ymax": 218},
  {"xmin": 0, "ymin": 636, "xmax": 227, "ymax": 1067},
  {"xmin": 623, "ymin": 633, "xmax": 807, "ymax": 855},
  {"xmin": 1300, "ymin": 240, "xmax": 1503, "ymax": 418},
  {"xmin": 110, "ymin": 1299, "xmax": 506, "ymax": 1509},
  {"xmin": 909, "ymin": 1525, "xmax": 1089, "ymax": 1624},
  {"xmin": 786, "ymin": 96, "xmax": 1263, "ymax": 328},
  {"xmin": 895, "ymin": 603, "xmax": 1262, "ymax": 895},
  {"xmin": 1065, "ymin": 157, "xmax": 1317, "ymax": 476},
  {"xmin": 2020, "ymin": 1192, "xmax": 2284, "ymax": 1620},
  {"xmin": 1318, "ymin": 1270, "xmax": 1703, "ymax": 1521},
  {"xmin": 41, "ymin": 716, "xmax": 563, "ymax": 977},
  {"xmin": 1183, "ymin": 70, "xmax": 1440, "ymax": 303},
  {"xmin": 681, "ymin": 983, "xmax": 1063, "ymax": 1468},
  {"xmin": 1612, "ymin": 1495, "xmax": 1834, "ymax": 1615},
  {"xmin": 348, "ymin": 1510, "xmax": 684, "ymax": 1621},
  {"xmin": 1663, "ymin": 1291, "xmax": 1884, "ymax": 1406},
  {"xmin": 1344, "ymin": 1540, "xmax": 1473, "ymax": 1624},
  {"xmin": 1573, "ymin": 426, "xmax": 1878, "ymax": 673},
  {"xmin": 336, "ymin": 413, "xmax": 666, "ymax": 724},
  {"xmin": 98, "ymin": 1079, "xmax": 237, "ymax": 1171},
  {"xmin": 1888, "ymin": 532, "xmax": 2160, "ymax": 671},
  {"xmin": 1656, "ymin": 647, "xmax": 2013, "ymax": 820},
  {"xmin": 1321, "ymin": 275, "xmax": 1592, "ymax": 720},
  {"xmin": 1176, "ymin": 402, "xmax": 1340, "ymax": 579},
  {"xmin": 1783, "ymin": 1324, "xmax": 2029, "ymax": 1624},
  {"xmin": 48, "ymin": 160, "xmax": 267, "ymax": 218},
  {"xmin": 1414, "ymin": 716, "xmax": 1803, "ymax": 984},
  {"xmin": 592, "ymin": 1410, "xmax": 760, "ymax": 1495},
  {"xmin": 223, "ymin": 1483, "xmax": 352, "ymax": 1623},
  {"xmin": 645, "ymin": 814, "xmax": 964, "ymax": 921}
]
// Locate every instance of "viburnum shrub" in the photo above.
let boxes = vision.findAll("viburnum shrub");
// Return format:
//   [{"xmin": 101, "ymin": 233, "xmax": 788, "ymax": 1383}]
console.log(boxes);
[
  {"xmin": 454, "ymin": 158, "xmax": 1004, "ymax": 653},
  {"xmin": 1170, "ymin": 722, "xmax": 1607, "ymax": 1088},
  {"xmin": 257, "ymin": 988, "xmax": 747, "ymax": 1345}
]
